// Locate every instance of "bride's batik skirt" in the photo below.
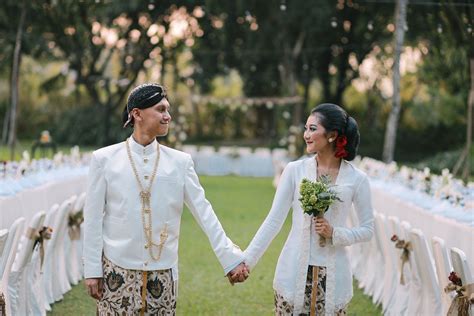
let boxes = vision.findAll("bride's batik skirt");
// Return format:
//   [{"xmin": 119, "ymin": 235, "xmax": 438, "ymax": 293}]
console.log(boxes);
[
  {"xmin": 274, "ymin": 266, "xmax": 348, "ymax": 316},
  {"xmin": 97, "ymin": 256, "xmax": 176, "ymax": 315}
]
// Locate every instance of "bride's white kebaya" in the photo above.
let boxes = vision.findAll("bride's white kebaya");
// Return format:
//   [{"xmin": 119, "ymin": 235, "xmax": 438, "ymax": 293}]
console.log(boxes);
[{"xmin": 243, "ymin": 103, "xmax": 374, "ymax": 315}]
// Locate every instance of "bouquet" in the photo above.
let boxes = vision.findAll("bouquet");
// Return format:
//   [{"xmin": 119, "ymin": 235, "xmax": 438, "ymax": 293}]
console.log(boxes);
[{"xmin": 299, "ymin": 175, "xmax": 341, "ymax": 247}]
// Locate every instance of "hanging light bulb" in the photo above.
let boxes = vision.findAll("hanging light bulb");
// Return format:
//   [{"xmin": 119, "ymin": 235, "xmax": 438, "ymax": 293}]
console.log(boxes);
[
  {"xmin": 367, "ymin": 21, "xmax": 373, "ymax": 31},
  {"xmin": 437, "ymin": 24, "xmax": 443, "ymax": 34},
  {"xmin": 331, "ymin": 18, "xmax": 338, "ymax": 28},
  {"xmin": 280, "ymin": 0, "xmax": 287, "ymax": 11}
]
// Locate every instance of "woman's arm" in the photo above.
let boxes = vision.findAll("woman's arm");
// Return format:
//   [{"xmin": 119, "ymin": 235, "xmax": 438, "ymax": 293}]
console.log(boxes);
[
  {"xmin": 244, "ymin": 162, "xmax": 295, "ymax": 270},
  {"xmin": 332, "ymin": 174, "xmax": 374, "ymax": 247}
]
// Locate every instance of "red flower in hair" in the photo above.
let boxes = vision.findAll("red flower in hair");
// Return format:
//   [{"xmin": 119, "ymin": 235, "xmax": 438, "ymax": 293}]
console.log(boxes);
[
  {"xmin": 336, "ymin": 135, "xmax": 347, "ymax": 147},
  {"xmin": 335, "ymin": 148, "xmax": 348, "ymax": 158},
  {"xmin": 334, "ymin": 135, "xmax": 348, "ymax": 158}
]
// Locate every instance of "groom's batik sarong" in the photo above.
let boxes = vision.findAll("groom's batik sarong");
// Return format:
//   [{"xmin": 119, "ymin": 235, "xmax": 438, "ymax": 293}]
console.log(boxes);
[
  {"xmin": 97, "ymin": 256, "xmax": 176, "ymax": 315},
  {"xmin": 274, "ymin": 266, "xmax": 348, "ymax": 316}
]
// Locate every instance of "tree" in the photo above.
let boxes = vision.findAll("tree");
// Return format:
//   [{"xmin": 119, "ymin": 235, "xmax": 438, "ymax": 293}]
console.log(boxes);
[
  {"xmin": 382, "ymin": 0, "xmax": 408, "ymax": 163},
  {"xmin": 7, "ymin": 0, "xmax": 28, "ymax": 160},
  {"xmin": 36, "ymin": 1, "xmax": 200, "ymax": 145},
  {"xmin": 192, "ymin": 0, "xmax": 393, "ymax": 139}
]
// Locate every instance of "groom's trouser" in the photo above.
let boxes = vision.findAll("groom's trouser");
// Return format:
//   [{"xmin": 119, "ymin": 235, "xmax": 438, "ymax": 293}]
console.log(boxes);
[{"xmin": 97, "ymin": 256, "xmax": 176, "ymax": 315}]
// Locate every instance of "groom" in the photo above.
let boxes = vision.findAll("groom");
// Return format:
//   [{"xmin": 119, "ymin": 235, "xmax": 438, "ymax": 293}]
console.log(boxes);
[{"xmin": 83, "ymin": 83, "xmax": 248, "ymax": 315}]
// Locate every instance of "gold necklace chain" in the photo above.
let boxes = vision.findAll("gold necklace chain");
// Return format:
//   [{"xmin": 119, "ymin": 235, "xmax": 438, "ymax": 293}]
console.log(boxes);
[{"xmin": 126, "ymin": 137, "xmax": 168, "ymax": 261}]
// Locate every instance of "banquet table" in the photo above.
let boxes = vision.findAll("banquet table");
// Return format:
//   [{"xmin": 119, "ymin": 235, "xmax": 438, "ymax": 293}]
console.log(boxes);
[
  {"xmin": 0, "ymin": 174, "xmax": 87, "ymax": 229},
  {"xmin": 371, "ymin": 184, "xmax": 474, "ymax": 272}
]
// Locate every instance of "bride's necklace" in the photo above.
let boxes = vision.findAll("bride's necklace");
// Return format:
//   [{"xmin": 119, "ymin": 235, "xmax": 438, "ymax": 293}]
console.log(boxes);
[
  {"xmin": 316, "ymin": 157, "xmax": 339, "ymax": 183},
  {"xmin": 126, "ymin": 137, "xmax": 168, "ymax": 261}
]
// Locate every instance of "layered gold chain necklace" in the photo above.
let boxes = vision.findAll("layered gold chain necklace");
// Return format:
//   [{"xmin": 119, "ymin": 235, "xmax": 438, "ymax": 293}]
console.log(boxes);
[{"xmin": 126, "ymin": 137, "xmax": 168, "ymax": 261}]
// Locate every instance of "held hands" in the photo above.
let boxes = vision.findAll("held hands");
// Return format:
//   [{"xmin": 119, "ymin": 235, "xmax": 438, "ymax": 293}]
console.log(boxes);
[
  {"xmin": 314, "ymin": 216, "xmax": 333, "ymax": 239},
  {"xmin": 84, "ymin": 278, "xmax": 104, "ymax": 300},
  {"xmin": 226, "ymin": 262, "xmax": 250, "ymax": 285}
]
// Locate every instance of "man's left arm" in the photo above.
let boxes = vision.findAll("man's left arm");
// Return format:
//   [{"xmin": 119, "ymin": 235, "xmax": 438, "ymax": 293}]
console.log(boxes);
[{"xmin": 183, "ymin": 155, "xmax": 245, "ymax": 275}]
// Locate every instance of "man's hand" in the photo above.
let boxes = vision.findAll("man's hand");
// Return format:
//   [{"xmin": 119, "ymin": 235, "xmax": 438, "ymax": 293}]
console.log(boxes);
[
  {"xmin": 84, "ymin": 278, "xmax": 104, "ymax": 300},
  {"xmin": 227, "ymin": 262, "xmax": 250, "ymax": 285}
]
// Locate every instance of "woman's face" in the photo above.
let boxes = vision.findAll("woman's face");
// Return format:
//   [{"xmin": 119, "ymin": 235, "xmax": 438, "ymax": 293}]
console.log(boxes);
[{"xmin": 303, "ymin": 114, "xmax": 332, "ymax": 154}]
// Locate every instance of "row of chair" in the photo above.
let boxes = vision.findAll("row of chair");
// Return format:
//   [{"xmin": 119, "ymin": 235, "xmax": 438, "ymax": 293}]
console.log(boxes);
[
  {"xmin": 350, "ymin": 211, "xmax": 472, "ymax": 315},
  {"xmin": 0, "ymin": 192, "xmax": 85, "ymax": 315}
]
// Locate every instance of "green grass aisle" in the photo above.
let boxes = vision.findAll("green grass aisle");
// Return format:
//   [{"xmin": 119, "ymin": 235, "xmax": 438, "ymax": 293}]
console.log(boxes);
[{"xmin": 49, "ymin": 176, "xmax": 382, "ymax": 315}]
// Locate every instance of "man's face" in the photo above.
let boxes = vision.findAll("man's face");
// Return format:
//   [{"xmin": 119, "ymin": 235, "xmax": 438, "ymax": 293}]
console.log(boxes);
[{"xmin": 136, "ymin": 98, "xmax": 172, "ymax": 136}]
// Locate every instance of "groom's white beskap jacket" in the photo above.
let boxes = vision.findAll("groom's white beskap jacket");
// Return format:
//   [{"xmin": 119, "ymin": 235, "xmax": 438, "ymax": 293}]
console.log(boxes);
[
  {"xmin": 83, "ymin": 137, "xmax": 243, "ymax": 279},
  {"xmin": 244, "ymin": 157, "xmax": 374, "ymax": 315}
]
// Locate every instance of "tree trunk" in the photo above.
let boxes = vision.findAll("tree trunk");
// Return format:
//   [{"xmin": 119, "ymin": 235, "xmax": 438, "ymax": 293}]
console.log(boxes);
[
  {"xmin": 8, "ymin": 0, "xmax": 27, "ymax": 160},
  {"xmin": 382, "ymin": 0, "xmax": 407, "ymax": 163},
  {"xmin": 454, "ymin": 58, "xmax": 473, "ymax": 181},
  {"xmin": 191, "ymin": 87, "xmax": 203, "ymax": 138},
  {"xmin": 288, "ymin": 31, "xmax": 305, "ymax": 127},
  {"xmin": 2, "ymin": 107, "xmax": 10, "ymax": 145}
]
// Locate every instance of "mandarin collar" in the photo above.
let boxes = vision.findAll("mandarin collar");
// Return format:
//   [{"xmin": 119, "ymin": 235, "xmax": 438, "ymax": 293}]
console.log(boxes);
[{"xmin": 128, "ymin": 136, "xmax": 159, "ymax": 155}]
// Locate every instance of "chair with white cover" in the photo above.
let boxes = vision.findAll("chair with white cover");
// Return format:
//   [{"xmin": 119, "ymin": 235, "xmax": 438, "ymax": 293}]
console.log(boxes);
[
  {"xmin": 41, "ymin": 203, "xmax": 59, "ymax": 310},
  {"xmin": 387, "ymin": 216, "xmax": 411, "ymax": 316},
  {"xmin": 374, "ymin": 213, "xmax": 398, "ymax": 313},
  {"xmin": 432, "ymin": 236, "xmax": 454, "ymax": 315},
  {"xmin": 66, "ymin": 192, "xmax": 85, "ymax": 285},
  {"xmin": 0, "ymin": 230, "xmax": 8, "ymax": 257},
  {"xmin": 409, "ymin": 228, "xmax": 442, "ymax": 316},
  {"xmin": 9, "ymin": 211, "xmax": 46, "ymax": 316},
  {"xmin": 0, "ymin": 217, "xmax": 26, "ymax": 316},
  {"xmin": 50, "ymin": 196, "xmax": 77, "ymax": 302},
  {"xmin": 450, "ymin": 247, "xmax": 473, "ymax": 285},
  {"xmin": 399, "ymin": 221, "xmax": 423, "ymax": 316},
  {"xmin": 359, "ymin": 211, "xmax": 384, "ymax": 306}
]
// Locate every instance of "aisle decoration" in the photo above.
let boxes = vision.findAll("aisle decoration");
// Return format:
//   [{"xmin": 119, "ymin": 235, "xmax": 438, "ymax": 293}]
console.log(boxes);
[
  {"xmin": 444, "ymin": 271, "xmax": 474, "ymax": 316},
  {"xmin": 390, "ymin": 234, "xmax": 412, "ymax": 285}
]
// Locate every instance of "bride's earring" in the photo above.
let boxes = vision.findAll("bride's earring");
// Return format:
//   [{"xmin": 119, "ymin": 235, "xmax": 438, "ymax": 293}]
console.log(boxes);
[{"xmin": 328, "ymin": 138, "xmax": 334, "ymax": 143}]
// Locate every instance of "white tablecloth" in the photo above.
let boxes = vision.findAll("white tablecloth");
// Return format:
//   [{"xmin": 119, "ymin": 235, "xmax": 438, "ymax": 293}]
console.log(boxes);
[
  {"xmin": 0, "ymin": 175, "xmax": 87, "ymax": 229},
  {"xmin": 184, "ymin": 146, "xmax": 282, "ymax": 177},
  {"xmin": 371, "ymin": 185, "xmax": 474, "ymax": 272}
]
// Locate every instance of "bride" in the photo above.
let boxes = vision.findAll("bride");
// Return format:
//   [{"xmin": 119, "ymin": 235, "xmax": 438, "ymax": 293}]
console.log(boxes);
[{"xmin": 243, "ymin": 103, "xmax": 374, "ymax": 315}]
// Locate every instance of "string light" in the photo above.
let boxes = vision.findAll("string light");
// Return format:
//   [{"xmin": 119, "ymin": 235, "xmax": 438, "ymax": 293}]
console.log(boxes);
[
  {"xmin": 280, "ymin": 0, "xmax": 287, "ymax": 11},
  {"xmin": 367, "ymin": 21, "xmax": 374, "ymax": 31}
]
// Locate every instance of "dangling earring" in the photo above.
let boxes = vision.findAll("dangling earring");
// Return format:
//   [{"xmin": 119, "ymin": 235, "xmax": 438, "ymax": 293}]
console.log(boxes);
[{"xmin": 328, "ymin": 138, "xmax": 334, "ymax": 143}]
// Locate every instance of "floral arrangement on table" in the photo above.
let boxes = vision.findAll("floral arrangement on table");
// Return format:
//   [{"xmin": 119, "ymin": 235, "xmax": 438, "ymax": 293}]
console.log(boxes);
[
  {"xmin": 390, "ymin": 234, "xmax": 412, "ymax": 285},
  {"xmin": 357, "ymin": 157, "xmax": 472, "ymax": 210},
  {"xmin": 444, "ymin": 271, "xmax": 474, "ymax": 316},
  {"xmin": 0, "ymin": 147, "xmax": 89, "ymax": 181},
  {"xmin": 299, "ymin": 175, "xmax": 341, "ymax": 247}
]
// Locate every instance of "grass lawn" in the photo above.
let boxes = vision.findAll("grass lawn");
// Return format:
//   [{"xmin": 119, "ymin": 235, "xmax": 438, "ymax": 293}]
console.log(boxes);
[{"xmin": 49, "ymin": 176, "xmax": 382, "ymax": 316}]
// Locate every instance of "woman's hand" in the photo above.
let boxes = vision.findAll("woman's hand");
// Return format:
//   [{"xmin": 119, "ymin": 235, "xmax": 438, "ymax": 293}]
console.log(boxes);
[{"xmin": 314, "ymin": 216, "xmax": 333, "ymax": 238}]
